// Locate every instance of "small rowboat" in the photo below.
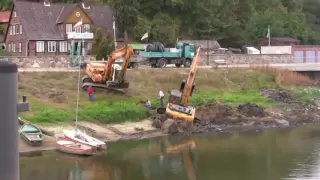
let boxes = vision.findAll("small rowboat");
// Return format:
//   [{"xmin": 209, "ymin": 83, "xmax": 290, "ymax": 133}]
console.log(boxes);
[
  {"xmin": 56, "ymin": 136, "xmax": 96, "ymax": 156},
  {"xmin": 20, "ymin": 123, "xmax": 43, "ymax": 146}
]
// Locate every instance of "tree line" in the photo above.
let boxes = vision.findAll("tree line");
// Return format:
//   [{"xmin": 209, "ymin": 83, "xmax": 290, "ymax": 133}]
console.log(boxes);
[
  {"xmin": 1, "ymin": 0, "xmax": 320, "ymax": 48},
  {"xmin": 107, "ymin": 0, "xmax": 320, "ymax": 46}
]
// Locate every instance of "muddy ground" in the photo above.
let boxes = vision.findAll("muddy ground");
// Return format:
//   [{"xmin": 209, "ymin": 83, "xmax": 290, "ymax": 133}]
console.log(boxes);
[{"xmin": 151, "ymin": 88, "xmax": 320, "ymax": 134}]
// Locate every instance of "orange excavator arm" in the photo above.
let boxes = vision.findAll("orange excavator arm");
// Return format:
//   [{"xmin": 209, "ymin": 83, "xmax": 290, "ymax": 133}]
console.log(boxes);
[
  {"xmin": 181, "ymin": 47, "xmax": 201, "ymax": 105},
  {"xmin": 163, "ymin": 139, "xmax": 197, "ymax": 180},
  {"xmin": 102, "ymin": 45, "xmax": 134, "ymax": 81},
  {"xmin": 183, "ymin": 151, "xmax": 196, "ymax": 180}
]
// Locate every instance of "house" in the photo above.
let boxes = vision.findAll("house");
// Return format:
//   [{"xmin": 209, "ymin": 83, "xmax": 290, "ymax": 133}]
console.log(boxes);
[
  {"xmin": 258, "ymin": 37, "xmax": 300, "ymax": 47},
  {"xmin": 4, "ymin": 0, "xmax": 115, "ymax": 56},
  {"xmin": 0, "ymin": 11, "xmax": 10, "ymax": 41}
]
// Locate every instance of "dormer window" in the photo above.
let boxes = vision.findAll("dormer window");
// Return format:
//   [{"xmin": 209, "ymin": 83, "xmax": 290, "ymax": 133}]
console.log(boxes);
[
  {"xmin": 82, "ymin": 3, "xmax": 90, "ymax": 9},
  {"xmin": 44, "ymin": 1, "xmax": 50, "ymax": 7}
]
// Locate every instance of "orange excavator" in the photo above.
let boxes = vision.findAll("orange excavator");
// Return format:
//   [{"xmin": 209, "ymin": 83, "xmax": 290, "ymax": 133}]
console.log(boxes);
[
  {"xmin": 81, "ymin": 45, "xmax": 134, "ymax": 93},
  {"xmin": 157, "ymin": 47, "xmax": 201, "ymax": 132}
]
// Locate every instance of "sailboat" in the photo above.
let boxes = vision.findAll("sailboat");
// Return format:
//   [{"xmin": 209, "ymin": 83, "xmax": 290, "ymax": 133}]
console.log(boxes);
[
  {"xmin": 59, "ymin": 33, "xmax": 106, "ymax": 151},
  {"xmin": 63, "ymin": 129, "xmax": 106, "ymax": 150}
]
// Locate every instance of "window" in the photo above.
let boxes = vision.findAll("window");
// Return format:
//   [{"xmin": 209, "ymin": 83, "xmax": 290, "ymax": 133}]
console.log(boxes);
[
  {"xmin": 20, "ymin": 25, "xmax": 22, "ymax": 34},
  {"xmin": 16, "ymin": 24, "xmax": 20, "ymax": 34},
  {"xmin": 87, "ymin": 42, "xmax": 92, "ymax": 50},
  {"xmin": 12, "ymin": 43, "xmax": 15, "ymax": 52},
  {"xmin": 66, "ymin": 24, "xmax": 72, "ymax": 33},
  {"xmin": 9, "ymin": 26, "xmax": 12, "ymax": 35},
  {"xmin": 48, "ymin": 41, "xmax": 56, "ymax": 52},
  {"xmin": 12, "ymin": 25, "xmax": 15, "ymax": 35},
  {"xmin": 75, "ymin": 26, "xmax": 82, "ymax": 33},
  {"xmin": 8, "ymin": 43, "xmax": 11, "ymax": 52},
  {"xmin": 36, "ymin": 41, "xmax": 44, "ymax": 52},
  {"xmin": 306, "ymin": 50, "xmax": 316, "ymax": 63},
  {"xmin": 13, "ymin": 11, "xmax": 16, "ymax": 17},
  {"xmin": 294, "ymin": 51, "xmax": 304, "ymax": 63},
  {"xmin": 84, "ymin": 24, "xmax": 90, "ymax": 32},
  {"xmin": 59, "ymin": 41, "xmax": 67, "ymax": 52},
  {"xmin": 18, "ymin": 43, "xmax": 21, "ymax": 52}
]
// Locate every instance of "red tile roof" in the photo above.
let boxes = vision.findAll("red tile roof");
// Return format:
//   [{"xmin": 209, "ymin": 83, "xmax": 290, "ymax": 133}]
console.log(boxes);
[{"xmin": 0, "ymin": 11, "xmax": 10, "ymax": 23}]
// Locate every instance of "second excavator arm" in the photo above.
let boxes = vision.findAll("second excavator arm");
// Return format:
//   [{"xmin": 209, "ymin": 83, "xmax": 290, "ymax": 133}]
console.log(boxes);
[{"xmin": 181, "ymin": 47, "xmax": 201, "ymax": 105}]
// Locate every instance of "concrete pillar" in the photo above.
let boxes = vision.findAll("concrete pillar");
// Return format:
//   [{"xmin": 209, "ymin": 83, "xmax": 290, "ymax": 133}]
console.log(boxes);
[
  {"xmin": 0, "ymin": 61, "xmax": 19, "ymax": 180},
  {"xmin": 0, "ymin": 61, "xmax": 29, "ymax": 180}
]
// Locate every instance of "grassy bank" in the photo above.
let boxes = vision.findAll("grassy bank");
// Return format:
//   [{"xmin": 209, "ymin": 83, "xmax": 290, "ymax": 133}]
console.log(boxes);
[{"xmin": 17, "ymin": 68, "xmax": 316, "ymax": 124}]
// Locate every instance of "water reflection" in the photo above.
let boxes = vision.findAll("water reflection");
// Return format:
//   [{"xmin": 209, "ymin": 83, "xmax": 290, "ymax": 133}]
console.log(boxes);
[{"xmin": 20, "ymin": 125, "xmax": 320, "ymax": 180}]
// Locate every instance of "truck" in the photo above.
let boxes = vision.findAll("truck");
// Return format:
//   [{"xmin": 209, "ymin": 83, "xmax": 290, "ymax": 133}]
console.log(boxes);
[{"xmin": 139, "ymin": 42, "xmax": 196, "ymax": 68}]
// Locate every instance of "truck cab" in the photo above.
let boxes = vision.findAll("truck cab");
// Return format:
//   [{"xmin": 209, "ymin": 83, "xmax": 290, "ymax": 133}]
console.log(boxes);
[{"xmin": 176, "ymin": 42, "xmax": 195, "ymax": 60}]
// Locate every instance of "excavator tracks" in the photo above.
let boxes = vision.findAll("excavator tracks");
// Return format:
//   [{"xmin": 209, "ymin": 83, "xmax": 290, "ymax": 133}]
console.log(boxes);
[{"xmin": 81, "ymin": 76, "xmax": 128, "ymax": 94}]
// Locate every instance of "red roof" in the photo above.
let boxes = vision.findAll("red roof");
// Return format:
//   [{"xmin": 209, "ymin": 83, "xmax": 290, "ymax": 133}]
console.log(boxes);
[{"xmin": 0, "ymin": 11, "xmax": 10, "ymax": 23}]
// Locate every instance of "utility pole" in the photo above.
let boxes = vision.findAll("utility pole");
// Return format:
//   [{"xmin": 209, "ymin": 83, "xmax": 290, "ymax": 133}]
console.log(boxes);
[
  {"xmin": 113, "ymin": 15, "xmax": 117, "ymax": 49},
  {"xmin": 0, "ymin": 61, "xmax": 29, "ymax": 180}
]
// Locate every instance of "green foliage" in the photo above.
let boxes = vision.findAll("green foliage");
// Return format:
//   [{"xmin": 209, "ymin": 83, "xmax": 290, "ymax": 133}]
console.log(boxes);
[
  {"xmin": 90, "ymin": 27, "xmax": 114, "ymax": 60},
  {"xmin": 2, "ymin": 0, "xmax": 320, "ymax": 44},
  {"xmin": 78, "ymin": 101, "xmax": 150, "ymax": 123},
  {"xmin": 150, "ymin": 13, "xmax": 179, "ymax": 43},
  {"xmin": 244, "ymin": 9, "xmax": 310, "ymax": 44}
]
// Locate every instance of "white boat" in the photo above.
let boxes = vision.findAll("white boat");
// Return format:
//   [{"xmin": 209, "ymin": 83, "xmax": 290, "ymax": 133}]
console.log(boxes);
[{"xmin": 63, "ymin": 129, "xmax": 107, "ymax": 150}]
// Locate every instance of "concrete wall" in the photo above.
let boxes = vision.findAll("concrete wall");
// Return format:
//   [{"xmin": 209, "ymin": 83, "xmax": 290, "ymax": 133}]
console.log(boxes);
[
  {"xmin": 0, "ymin": 55, "xmax": 96, "ymax": 68},
  {"xmin": 0, "ymin": 54, "xmax": 295, "ymax": 68},
  {"xmin": 199, "ymin": 54, "xmax": 294, "ymax": 65}
]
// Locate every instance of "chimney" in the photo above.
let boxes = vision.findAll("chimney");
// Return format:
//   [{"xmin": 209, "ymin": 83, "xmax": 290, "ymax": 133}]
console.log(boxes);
[
  {"xmin": 44, "ymin": 0, "xmax": 50, "ymax": 7},
  {"xmin": 82, "ymin": 0, "xmax": 90, "ymax": 9}
]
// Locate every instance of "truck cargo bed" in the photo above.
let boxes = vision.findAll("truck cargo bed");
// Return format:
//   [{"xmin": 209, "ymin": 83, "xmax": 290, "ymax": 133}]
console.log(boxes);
[{"xmin": 140, "ymin": 51, "xmax": 181, "ymax": 58}]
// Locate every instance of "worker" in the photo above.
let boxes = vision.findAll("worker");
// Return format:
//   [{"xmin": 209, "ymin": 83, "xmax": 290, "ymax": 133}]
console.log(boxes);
[
  {"xmin": 146, "ymin": 100, "xmax": 152, "ymax": 109},
  {"xmin": 87, "ymin": 86, "xmax": 94, "ymax": 102},
  {"xmin": 159, "ymin": 90, "xmax": 164, "ymax": 107}
]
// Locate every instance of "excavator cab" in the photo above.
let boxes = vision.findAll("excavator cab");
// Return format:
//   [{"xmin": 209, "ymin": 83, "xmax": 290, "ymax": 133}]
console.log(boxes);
[
  {"xmin": 180, "ymin": 80, "xmax": 195, "ymax": 96},
  {"xmin": 168, "ymin": 89, "xmax": 182, "ymax": 104}
]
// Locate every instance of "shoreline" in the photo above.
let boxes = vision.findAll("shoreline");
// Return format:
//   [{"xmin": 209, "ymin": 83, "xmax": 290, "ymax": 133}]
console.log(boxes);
[
  {"xmin": 19, "ymin": 117, "xmax": 320, "ymax": 155},
  {"xmin": 19, "ymin": 87, "xmax": 320, "ymax": 154}
]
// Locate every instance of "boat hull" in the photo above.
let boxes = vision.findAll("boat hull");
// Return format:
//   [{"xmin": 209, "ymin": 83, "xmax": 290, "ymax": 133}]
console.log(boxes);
[{"xmin": 56, "ymin": 137, "xmax": 96, "ymax": 156}]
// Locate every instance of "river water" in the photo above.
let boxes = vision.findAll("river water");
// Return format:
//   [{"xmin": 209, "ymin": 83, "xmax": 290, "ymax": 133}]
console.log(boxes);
[{"xmin": 20, "ymin": 125, "xmax": 320, "ymax": 180}]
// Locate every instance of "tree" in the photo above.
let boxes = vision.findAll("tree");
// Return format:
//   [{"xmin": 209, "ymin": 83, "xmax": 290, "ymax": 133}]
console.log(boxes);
[
  {"xmin": 150, "ymin": 13, "xmax": 179, "ymax": 44},
  {"xmin": 109, "ymin": 0, "xmax": 140, "ymax": 44},
  {"xmin": 90, "ymin": 27, "xmax": 114, "ymax": 60}
]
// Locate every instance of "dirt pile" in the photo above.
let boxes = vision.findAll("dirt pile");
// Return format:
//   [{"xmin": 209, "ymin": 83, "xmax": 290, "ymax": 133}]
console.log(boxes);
[
  {"xmin": 196, "ymin": 100, "xmax": 234, "ymax": 123},
  {"xmin": 237, "ymin": 103, "xmax": 265, "ymax": 117},
  {"xmin": 47, "ymin": 89, "xmax": 67, "ymax": 103},
  {"xmin": 260, "ymin": 88, "xmax": 295, "ymax": 103}
]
